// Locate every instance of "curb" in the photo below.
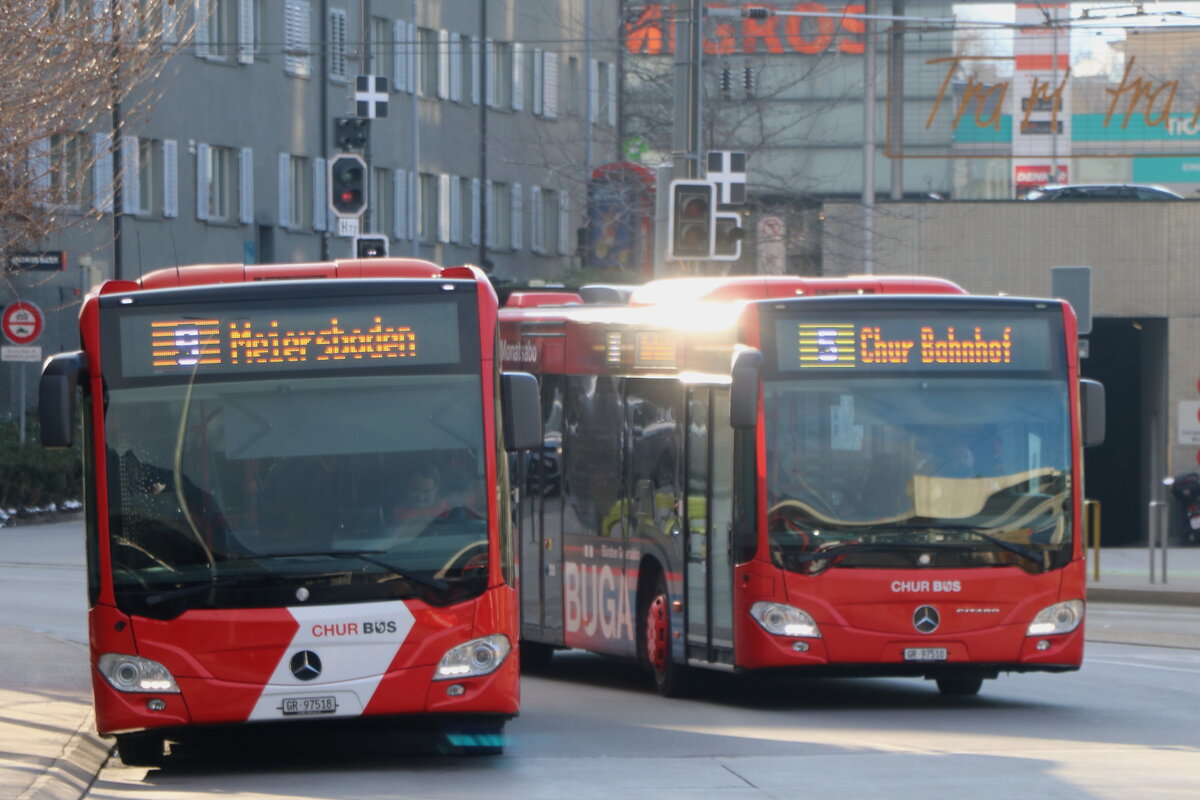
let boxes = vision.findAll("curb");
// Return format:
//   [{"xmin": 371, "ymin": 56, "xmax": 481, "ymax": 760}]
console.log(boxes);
[{"xmin": 16, "ymin": 711, "xmax": 111, "ymax": 800}]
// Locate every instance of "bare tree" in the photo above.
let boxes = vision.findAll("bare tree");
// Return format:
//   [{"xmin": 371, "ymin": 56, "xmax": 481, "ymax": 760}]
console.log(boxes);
[{"xmin": 1, "ymin": 0, "xmax": 193, "ymax": 266}]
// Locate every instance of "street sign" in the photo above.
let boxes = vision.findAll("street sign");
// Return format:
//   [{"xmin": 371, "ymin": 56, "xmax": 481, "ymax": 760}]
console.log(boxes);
[
  {"xmin": 1180, "ymin": 401, "xmax": 1200, "ymax": 446},
  {"xmin": 707, "ymin": 150, "xmax": 747, "ymax": 205},
  {"xmin": 1, "ymin": 345, "xmax": 42, "ymax": 363},
  {"xmin": 2, "ymin": 301, "xmax": 44, "ymax": 345},
  {"xmin": 337, "ymin": 216, "xmax": 360, "ymax": 237},
  {"xmin": 355, "ymin": 75, "xmax": 389, "ymax": 119},
  {"xmin": 6, "ymin": 251, "xmax": 65, "ymax": 272}
]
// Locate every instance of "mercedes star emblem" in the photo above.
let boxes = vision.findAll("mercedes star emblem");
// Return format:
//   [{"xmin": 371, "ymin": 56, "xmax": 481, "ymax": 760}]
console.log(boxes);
[
  {"xmin": 913, "ymin": 605, "xmax": 941, "ymax": 634},
  {"xmin": 290, "ymin": 650, "xmax": 322, "ymax": 681}
]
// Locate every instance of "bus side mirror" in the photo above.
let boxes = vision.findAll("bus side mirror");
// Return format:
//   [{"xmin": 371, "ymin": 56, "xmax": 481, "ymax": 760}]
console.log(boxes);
[
  {"xmin": 501, "ymin": 371, "xmax": 543, "ymax": 452},
  {"xmin": 39, "ymin": 351, "xmax": 88, "ymax": 449},
  {"xmin": 730, "ymin": 348, "xmax": 763, "ymax": 430},
  {"xmin": 1080, "ymin": 378, "xmax": 1105, "ymax": 448}
]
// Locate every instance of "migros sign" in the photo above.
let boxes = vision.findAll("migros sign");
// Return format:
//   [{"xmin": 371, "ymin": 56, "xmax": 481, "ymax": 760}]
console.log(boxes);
[{"xmin": 626, "ymin": 3, "xmax": 868, "ymax": 56}]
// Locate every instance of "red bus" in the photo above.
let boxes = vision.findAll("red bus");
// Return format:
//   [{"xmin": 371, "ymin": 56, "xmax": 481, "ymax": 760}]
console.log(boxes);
[
  {"xmin": 500, "ymin": 275, "xmax": 1105, "ymax": 697},
  {"xmin": 39, "ymin": 259, "xmax": 540, "ymax": 764}
]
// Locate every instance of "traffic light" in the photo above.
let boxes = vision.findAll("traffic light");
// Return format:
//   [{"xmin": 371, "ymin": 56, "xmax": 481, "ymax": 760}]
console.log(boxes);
[
  {"xmin": 354, "ymin": 234, "xmax": 388, "ymax": 258},
  {"xmin": 329, "ymin": 154, "xmax": 367, "ymax": 217},
  {"xmin": 334, "ymin": 117, "xmax": 369, "ymax": 150},
  {"xmin": 712, "ymin": 212, "xmax": 745, "ymax": 261},
  {"xmin": 667, "ymin": 180, "xmax": 716, "ymax": 259}
]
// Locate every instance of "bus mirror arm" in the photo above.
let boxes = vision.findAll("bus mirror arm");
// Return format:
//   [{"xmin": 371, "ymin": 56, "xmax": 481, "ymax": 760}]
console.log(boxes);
[
  {"xmin": 501, "ymin": 372, "xmax": 543, "ymax": 452},
  {"xmin": 39, "ymin": 351, "xmax": 88, "ymax": 449},
  {"xmin": 1080, "ymin": 378, "xmax": 1105, "ymax": 449},
  {"xmin": 730, "ymin": 349, "xmax": 764, "ymax": 430}
]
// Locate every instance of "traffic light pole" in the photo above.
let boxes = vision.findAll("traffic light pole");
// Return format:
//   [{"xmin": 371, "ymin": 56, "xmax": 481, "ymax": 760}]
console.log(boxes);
[{"xmin": 672, "ymin": 0, "xmax": 702, "ymax": 182}]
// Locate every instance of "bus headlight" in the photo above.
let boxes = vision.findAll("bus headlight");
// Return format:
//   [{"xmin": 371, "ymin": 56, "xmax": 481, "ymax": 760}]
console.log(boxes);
[
  {"xmin": 434, "ymin": 635, "xmax": 512, "ymax": 680},
  {"xmin": 1026, "ymin": 599, "xmax": 1083, "ymax": 636},
  {"xmin": 98, "ymin": 654, "xmax": 180, "ymax": 693},
  {"xmin": 750, "ymin": 602, "xmax": 822, "ymax": 638}
]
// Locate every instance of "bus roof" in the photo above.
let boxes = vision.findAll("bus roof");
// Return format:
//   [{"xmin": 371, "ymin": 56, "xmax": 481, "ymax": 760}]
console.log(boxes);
[
  {"xmin": 627, "ymin": 275, "xmax": 967, "ymax": 306},
  {"xmin": 127, "ymin": 258, "xmax": 474, "ymax": 291}
]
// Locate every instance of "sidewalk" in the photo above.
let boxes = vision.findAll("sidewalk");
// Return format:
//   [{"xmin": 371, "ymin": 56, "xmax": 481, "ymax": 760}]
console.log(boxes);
[
  {"xmin": 0, "ymin": 628, "xmax": 108, "ymax": 800},
  {"xmin": 2, "ymin": 546, "xmax": 1198, "ymax": 800},
  {"xmin": 1085, "ymin": 544, "xmax": 1200, "ymax": 606}
]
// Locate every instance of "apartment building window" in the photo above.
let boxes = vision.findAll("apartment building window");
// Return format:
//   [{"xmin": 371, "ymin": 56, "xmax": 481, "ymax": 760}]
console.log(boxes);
[
  {"xmin": 418, "ymin": 27, "xmax": 438, "ymax": 97},
  {"xmin": 565, "ymin": 55, "xmax": 579, "ymax": 117},
  {"xmin": 419, "ymin": 172, "xmax": 438, "ymax": 241},
  {"xmin": 371, "ymin": 168, "xmax": 393, "ymax": 236},
  {"xmin": 328, "ymin": 8, "xmax": 348, "ymax": 81},
  {"xmin": 591, "ymin": 60, "xmax": 616, "ymax": 126},
  {"xmin": 532, "ymin": 187, "xmax": 560, "ymax": 255},
  {"xmin": 370, "ymin": 17, "xmax": 394, "ymax": 86},
  {"xmin": 120, "ymin": 136, "xmax": 158, "ymax": 216},
  {"xmin": 202, "ymin": 0, "xmax": 237, "ymax": 59},
  {"xmin": 488, "ymin": 181, "xmax": 512, "ymax": 249},
  {"xmin": 454, "ymin": 33, "xmax": 473, "ymax": 104},
  {"xmin": 196, "ymin": 144, "xmax": 235, "ymax": 222},
  {"xmin": 490, "ymin": 41, "xmax": 513, "ymax": 109},
  {"xmin": 47, "ymin": 134, "xmax": 90, "ymax": 208},
  {"xmin": 287, "ymin": 155, "xmax": 311, "ymax": 228},
  {"xmin": 534, "ymin": 49, "xmax": 558, "ymax": 118},
  {"xmin": 283, "ymin": 0, "xmax": 311, "ymax": 77},
  {"xmin": 456, "ymin": 176, "xmax": 473, "ymax": 244}
]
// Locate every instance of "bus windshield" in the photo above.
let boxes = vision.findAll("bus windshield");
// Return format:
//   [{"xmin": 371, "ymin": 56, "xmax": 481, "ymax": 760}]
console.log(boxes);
[
  {"xmin": 764, "ymin": 377, "xmax": 1071, "ymax": 574},
  {"xmin": 103, "ymin": 373, "xmax": 488, "ymax": 619}
]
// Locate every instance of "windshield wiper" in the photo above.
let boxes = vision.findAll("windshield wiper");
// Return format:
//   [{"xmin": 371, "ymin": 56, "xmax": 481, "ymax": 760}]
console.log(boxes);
[
  {"xmin": 144, "ymin": 572, "xmax": 287, "ymax": 607},
  {"xmin": 854, "ymin": 523, "xmax": 1045, "ymax": 566},
  {"xmin": 233, "ymin": 550, "xmax": 450, "ymax": 593}
]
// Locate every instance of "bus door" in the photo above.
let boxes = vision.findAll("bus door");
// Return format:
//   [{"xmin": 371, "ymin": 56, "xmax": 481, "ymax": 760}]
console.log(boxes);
[
  {"xmin": 519, "ymin": 372, "xmax": 566, "ymax": 645},
  {"xmin": 684, "ymin": 386, "xmax": 736, "ymax": 667},
  {"xmin": 625, "ymin": 378, "xmax": 682, "ymax": 651}
]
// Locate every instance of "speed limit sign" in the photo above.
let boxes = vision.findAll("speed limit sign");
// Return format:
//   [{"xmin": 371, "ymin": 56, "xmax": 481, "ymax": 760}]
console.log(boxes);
[{"xmin": 2, "ymin": 301, "xmax": 44, "ymax": 345}]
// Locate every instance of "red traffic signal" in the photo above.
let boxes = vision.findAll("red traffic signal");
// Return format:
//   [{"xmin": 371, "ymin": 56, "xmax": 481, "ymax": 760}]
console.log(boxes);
[
  {"xmin": 667, "ymin": 180, "xmax": 716, "ymax": 259},
  {"xmin": 329, "ymin": 154, "xmax": 367, "ymax": 217}
]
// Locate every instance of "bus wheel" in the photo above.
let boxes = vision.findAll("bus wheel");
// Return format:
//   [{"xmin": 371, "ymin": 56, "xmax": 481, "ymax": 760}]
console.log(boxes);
[
  {"xmin": 936, "ymin": 675, "xmax": 985, "ymax": 696},
  {"xmin": 643, "ymin": 574, "xmax": 690, "ymax": 697},
  {"xmin": 116, "ymin": 731, "xmax": 166, "ymax": 767},
  {"xmin": 519, "ymin": 641, "xmax": 555, "ymax": 672}
]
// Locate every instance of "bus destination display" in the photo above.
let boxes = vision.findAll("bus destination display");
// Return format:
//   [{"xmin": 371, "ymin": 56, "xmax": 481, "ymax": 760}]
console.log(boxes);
[
  {"xmin": 118, "ymin": 300, "xmax": 462, "ymax": 377},
  {"xmin": 776, "ymin": 316, "xmax": 1054, "ymax": 372}
]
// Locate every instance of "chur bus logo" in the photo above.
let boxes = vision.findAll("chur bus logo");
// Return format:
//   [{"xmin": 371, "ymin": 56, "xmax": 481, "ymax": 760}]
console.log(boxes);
[{"xmin": 798, "ymin": 324, "xmax": 856, "ymax": 368}]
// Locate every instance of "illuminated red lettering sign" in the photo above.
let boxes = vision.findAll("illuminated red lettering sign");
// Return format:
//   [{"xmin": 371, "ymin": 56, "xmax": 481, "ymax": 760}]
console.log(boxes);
[{"xmin": 625, "ymin": 3, "xmax": 866, "ymax": 56}]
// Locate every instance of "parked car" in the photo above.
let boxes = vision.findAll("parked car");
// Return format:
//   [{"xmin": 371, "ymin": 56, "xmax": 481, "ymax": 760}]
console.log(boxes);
[{"xmin": 1023, "ymin": 183, "xmax": 1183, "ymax": 200}]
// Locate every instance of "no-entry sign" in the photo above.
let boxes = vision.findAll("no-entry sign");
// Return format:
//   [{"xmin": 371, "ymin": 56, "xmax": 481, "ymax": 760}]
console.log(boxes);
[{"xmin": 2, "ymin": 301, "xmax": 44, "ymax": 345}]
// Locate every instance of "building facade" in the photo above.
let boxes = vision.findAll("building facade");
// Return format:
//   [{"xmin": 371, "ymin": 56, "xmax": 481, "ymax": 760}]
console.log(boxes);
[{"xmin": 5, "ymin": 0, "xmax": 623, "ymax": 419}]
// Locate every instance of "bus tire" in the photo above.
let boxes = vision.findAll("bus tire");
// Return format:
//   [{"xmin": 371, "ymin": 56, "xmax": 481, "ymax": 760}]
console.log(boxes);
[
  {"xmin": 519, "ymin": 641, "xmax": 555, "ymax": 672},
  {"xmin": 936, "ymin": 675, "xmax": 985, "ymax": 696},
  {"xmin": 642, "ymin": 572, "xmax": 691, "ymax": 698},
  {"xmin": 116, "ymin": 731, "xmax": 166, "ymax": 767}
]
